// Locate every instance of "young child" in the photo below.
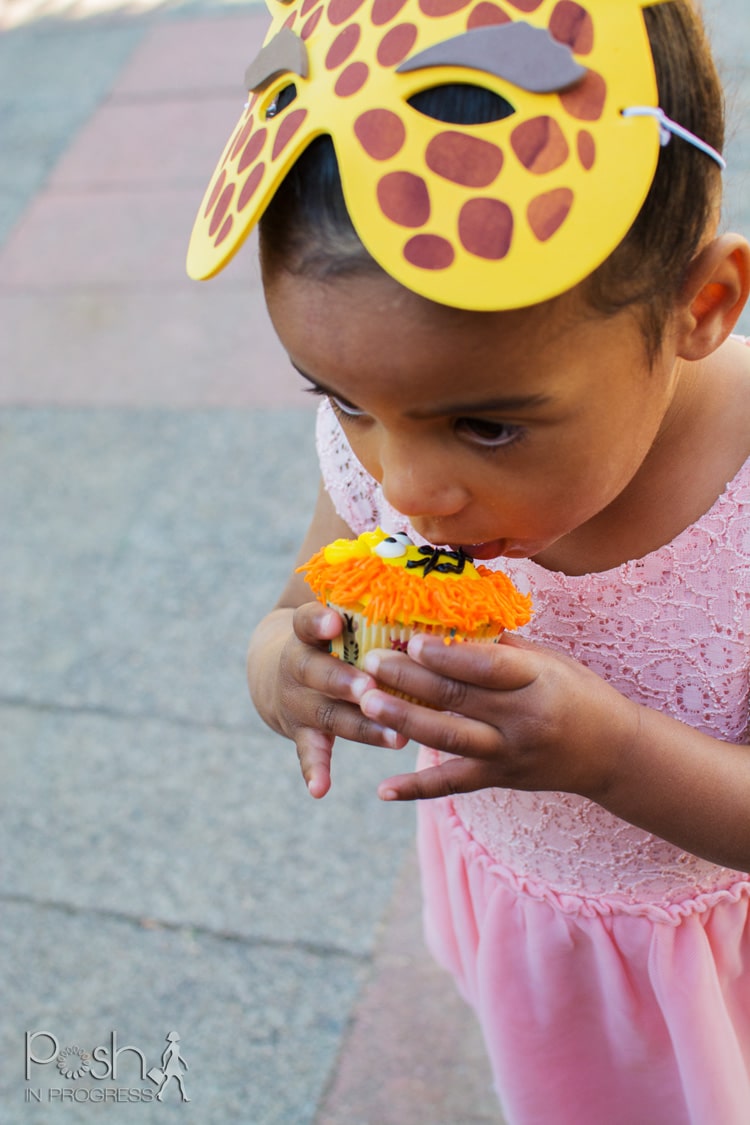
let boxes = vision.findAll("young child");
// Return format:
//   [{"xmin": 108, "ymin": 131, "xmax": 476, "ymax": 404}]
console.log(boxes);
[{"xmin": 189, "ymin": 0, "xmax": 750, "ymax": 1120}]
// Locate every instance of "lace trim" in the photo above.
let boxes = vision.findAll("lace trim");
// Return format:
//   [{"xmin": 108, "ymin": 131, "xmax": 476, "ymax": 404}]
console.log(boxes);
[
  {"xmin": 434, "ymin": 790, "xmax": 750, "ymax": 924},
  {"xmin": 422, "ymin": 745, "xmax": 747, "ymax": 907}
]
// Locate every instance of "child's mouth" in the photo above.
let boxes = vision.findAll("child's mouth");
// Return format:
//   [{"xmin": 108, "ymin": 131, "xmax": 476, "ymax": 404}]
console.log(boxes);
[{"xmin": 450, "ymin": 540, "xmax": 507, "ymax": 561}]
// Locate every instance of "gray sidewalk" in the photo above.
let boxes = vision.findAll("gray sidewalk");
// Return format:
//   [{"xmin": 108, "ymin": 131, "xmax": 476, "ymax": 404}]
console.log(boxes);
[
  {"xmin": 0, "ymin": 1, "xmax": 747, "ymax": 1122},
  {"xmin": 0, "ymin": 1, "xmax": 498, "ymax": 1121}
]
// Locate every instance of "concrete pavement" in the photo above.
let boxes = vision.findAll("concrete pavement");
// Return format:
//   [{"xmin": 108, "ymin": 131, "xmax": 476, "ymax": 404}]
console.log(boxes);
[
  {"xmin": 0, "ymin": 2, "xmax": 499, "ymax": 1121},
  {"xmin": 0, "ymin": 0, "xmax": 747, "ymax": 1121}
]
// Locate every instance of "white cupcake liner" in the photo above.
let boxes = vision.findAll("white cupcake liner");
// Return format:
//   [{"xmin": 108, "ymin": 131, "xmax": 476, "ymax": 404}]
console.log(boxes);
[{"xmin": 328, "ymin": 604, "xmax": 501, "ymax": 673}]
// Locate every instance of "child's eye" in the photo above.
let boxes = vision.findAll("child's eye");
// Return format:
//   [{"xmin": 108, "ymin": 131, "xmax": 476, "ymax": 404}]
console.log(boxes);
[
  {"xmin": 456, "ymin": 418, "xmax": 525, "ymax": 449},
  {"xmin": 302, "ymin": 384, "xmax": 368, "ymax": 420},
  {"xmin": 330, "ymin": 395, "xmax": 367, "ymax": 420}
]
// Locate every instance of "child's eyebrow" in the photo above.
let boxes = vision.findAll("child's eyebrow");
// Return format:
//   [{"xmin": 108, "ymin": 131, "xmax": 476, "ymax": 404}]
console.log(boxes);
[
  {"xmin": 295, "ymin": 369, "xmax": 551, "ymax": 416},
  {"xmin": 406, "ymin": 393, "xmax": 553, "ymax": 419},
  {"xmin": 396, "ymin": 23, "xmax": 586, "ymax": 95}
]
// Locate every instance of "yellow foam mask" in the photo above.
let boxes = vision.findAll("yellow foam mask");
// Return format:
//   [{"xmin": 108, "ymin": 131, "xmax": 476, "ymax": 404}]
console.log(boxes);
[{"xmin": 187, "ymin": 0, "xmax": 669, "ymax": 310}]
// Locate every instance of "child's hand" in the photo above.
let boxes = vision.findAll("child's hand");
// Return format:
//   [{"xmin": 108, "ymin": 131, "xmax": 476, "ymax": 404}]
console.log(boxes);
[
  {"xmin": 358, "ymin": 633, "xmax": 640, "ymax": 803},
  {"xmin": 274, "ymin": 602, "xmax": 408, "ymax": 797}
]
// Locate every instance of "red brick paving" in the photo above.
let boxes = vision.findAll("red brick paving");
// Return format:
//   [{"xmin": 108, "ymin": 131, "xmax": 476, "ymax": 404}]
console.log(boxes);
[{"xmin": 0, "ymin": 10, "xmax": 298, "ymax": 408}]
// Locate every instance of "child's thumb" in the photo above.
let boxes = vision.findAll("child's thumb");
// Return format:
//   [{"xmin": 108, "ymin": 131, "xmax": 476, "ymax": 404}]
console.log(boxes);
[{"xmin": 293, "ymin": 601, "xmax": 343, "ymax": 645}]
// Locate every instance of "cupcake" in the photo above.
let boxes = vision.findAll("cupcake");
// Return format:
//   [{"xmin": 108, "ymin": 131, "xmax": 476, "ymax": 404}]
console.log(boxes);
[{"xmin": 298, "ymin": 528, "xmax": 532, "ymax": 675}]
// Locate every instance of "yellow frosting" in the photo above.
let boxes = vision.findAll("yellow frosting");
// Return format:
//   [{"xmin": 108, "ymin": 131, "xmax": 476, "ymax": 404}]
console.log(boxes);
[{"xmin": 323, "ymin": 529, "xmax": 481, "ymax": 581}]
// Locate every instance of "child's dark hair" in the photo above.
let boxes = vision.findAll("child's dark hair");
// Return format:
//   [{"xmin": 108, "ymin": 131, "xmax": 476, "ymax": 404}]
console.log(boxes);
[{"xmin": 259, "ymin": 1, "xmax": 724, "ymax": 349}]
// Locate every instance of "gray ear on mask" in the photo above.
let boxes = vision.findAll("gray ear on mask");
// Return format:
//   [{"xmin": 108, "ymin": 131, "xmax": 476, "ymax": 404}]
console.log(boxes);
[
  {"xmin": 396, "ymin": 22, "xmax": 587, "ymax": 95},
  {"xmin": 246, "ymin": 27, "xmax": 309, "ymax": 92}
]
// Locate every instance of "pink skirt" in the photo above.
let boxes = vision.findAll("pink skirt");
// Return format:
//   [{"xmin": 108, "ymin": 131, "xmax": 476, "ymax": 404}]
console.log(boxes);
[{"xmin": 418, "ymin": 790, "xmax": 750, "ymax": 1125}]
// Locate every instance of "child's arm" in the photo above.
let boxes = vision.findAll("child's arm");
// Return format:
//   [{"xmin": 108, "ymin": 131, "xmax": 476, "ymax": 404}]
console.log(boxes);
[
  {"xmin": 247, "ymin": 482, "xmax": 407, "ymax": 797},
  {"xmin": 357, "ymin": 635, "xmax": 750, "ymax": 872}
]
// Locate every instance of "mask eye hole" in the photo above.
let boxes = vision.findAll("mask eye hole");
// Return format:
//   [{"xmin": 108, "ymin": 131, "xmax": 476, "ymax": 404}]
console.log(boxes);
[
  {"xmin": 265, "ymin": 83, "xmax": 298, "ymax": 120},
  {"xmin": 407, "ymin": 83, "xmax": 515, "ymax": 125}
]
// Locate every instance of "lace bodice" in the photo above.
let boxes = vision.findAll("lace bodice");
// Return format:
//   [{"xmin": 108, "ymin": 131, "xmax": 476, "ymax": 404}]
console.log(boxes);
[{"xmin": 316, "ymin": 399, "xmax": 750, "ymax": 909}]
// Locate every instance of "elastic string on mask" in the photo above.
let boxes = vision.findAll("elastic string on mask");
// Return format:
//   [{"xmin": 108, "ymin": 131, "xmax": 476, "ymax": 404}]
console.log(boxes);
[{"xmin": 622, "ymin": 106, "xmax": 726, "ymax": 170}]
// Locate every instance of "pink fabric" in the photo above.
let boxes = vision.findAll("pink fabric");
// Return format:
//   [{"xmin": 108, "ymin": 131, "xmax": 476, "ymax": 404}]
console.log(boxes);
[
  {"xmin": 316, "ymin": 388, "xmax": 750, "ymax": 1124},
  {"xmin": 418, "ymin": 792, "xmax": 750, "ymax": 1124}
]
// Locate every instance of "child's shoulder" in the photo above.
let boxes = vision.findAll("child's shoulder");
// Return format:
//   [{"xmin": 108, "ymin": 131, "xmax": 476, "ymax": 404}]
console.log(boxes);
[
  {"xmin": 715, "ymin": 333, "xmax": 750, "ymax": 384},
  {"xmin": 669, "ymin": 335, "xmax": 750, "ymax": 535},
  {"xmin": 708, "ymin": 333, "xmax": 750, "ymax": 395},
  {"xmin": 730, "ymin": 332, "xmax": 750, "ymax": 353},
  {"xmin": 702, "ymin": 333, "xmax": 750, "ymax": 476}
]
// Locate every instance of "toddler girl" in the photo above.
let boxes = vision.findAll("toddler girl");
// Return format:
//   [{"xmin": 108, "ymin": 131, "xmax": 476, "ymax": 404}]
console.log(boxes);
[{"xmin": 189, "ymin": 0, "xmax": 750, "ymax": 1120}]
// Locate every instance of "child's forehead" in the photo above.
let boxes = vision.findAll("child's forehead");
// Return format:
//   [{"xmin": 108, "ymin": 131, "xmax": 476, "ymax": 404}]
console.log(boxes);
[
  {"xmin": 267, "ymin": 265, "xmax": 604, "ymax": 380},
  {"xmin": 188, "ymin": 0, "xmax": 670, "ymax": 311}
]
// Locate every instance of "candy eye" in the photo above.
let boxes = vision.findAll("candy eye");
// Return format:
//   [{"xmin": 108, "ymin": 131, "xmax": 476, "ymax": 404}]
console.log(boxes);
[
  {"xmin": 375, "ymin": 534, "xmax": 412, "ymax": 558},
  {"xmin": 392, "ymin": 532, "xmax": 413, "ymax": 545}
]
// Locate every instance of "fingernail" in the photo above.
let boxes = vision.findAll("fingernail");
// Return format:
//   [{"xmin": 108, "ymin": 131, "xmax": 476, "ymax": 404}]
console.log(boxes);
[
  {"xmin": 360, "ymin": 691, "xmax": 381, "ymax": 720},
  {"xmin": 379, "ymin": 787, "xmax": 399, "ymax": 801},
  {"xmin": 350, "ymin": 675, "xmax": 370, "ymax": 701},
  {"xmin": 382, "ymin": 728, "xmax": 402, "ymax": 748},
  {"xmin": 407, "ymin": 635, "xmax": 424, "ymax": 659},
  {"xmin": 363, "ymin": 652, "xmax": 380, "ymax": 675}
]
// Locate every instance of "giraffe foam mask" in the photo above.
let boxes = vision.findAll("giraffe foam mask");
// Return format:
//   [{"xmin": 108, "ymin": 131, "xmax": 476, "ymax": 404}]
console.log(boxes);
[{"xmin": 187, "ymin": 0, "xmax": 670, "ymax": 310}]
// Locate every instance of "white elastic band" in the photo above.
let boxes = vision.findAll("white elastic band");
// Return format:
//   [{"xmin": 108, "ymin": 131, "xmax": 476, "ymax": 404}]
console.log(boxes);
[{"xmin": 622, "ymin": 106, "xmax": 726, "ymax": 170}]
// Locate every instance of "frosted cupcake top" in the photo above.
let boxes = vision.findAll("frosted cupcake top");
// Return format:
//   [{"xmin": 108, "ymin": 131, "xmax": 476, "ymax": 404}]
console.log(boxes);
[{"xmin": 299, "ymin": 528, "xmax": 532, "ymax": 636}]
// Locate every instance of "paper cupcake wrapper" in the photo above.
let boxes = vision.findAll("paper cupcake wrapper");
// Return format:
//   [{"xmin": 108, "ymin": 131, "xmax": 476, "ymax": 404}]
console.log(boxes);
[{"xmin": 328, "ymin": 605, "xmax": 501, "ymax": 705}]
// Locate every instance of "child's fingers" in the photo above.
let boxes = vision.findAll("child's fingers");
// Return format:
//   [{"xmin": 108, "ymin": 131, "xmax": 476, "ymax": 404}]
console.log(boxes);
[
  {"xmin": 360, "ymin": 638, "xmax": 541, "ymax": 716},
  {"xmin": 360, "ymin": 687, "xmax": 499, "ymax": 759},
  {"xmin": 378, "ymin": 758, "xmax": 491, "ymax": 802},
  {"xmin": 290, "ymin": 603, "xmax": 377, "ymax": 706},
  {"xmin": 282, "ymin": 658, "xmax": 409, "ymax": 748},
  {"xmin": 293, "ymin": 705, "xmax": 408, "ymax": 799},
  {"xmin": 362, "ymin": 648, "xmax": 476, "ymax": 713},
  {"xmin": 293, "ymin": 601, "xmax": 343, "ymax": 645},
  {"xmin": 407, "ymin": 633, "xmax": 540, "ymax": 691},
  {"xmin": 295, "ymin": 704, "xmax": 408, "ymax": 797},
  {"xmin": 292, "ymin": 643, "xmax": 376, "ymax": 707},
  {"xmin": 300, "ymin": 693, "xmax": 408, "ymax": 750},
  {"xmin": 295, "ymin": 727, "xmax": 334, "ymax": 799}
]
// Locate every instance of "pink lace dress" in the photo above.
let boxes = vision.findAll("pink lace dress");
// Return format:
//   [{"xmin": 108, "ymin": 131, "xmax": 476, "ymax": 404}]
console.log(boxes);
[{"xmin": 316, "ymin": 398, "xmax": 750, "ymax": 1125}]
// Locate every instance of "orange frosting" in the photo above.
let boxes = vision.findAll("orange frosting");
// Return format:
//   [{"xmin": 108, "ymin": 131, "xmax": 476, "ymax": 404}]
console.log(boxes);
[{"xmin": 298, "ymin": 535, "xmax": 532, "ymax": 637}]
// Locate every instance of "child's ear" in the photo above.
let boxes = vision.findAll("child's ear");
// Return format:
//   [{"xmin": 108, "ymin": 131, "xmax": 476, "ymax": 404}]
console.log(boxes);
[{"xmin": 676, "ymin": 234, "xmax": 750, "ymax": 360}]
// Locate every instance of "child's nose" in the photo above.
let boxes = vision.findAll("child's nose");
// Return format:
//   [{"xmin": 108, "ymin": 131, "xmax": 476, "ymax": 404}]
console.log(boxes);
[{"xmin": 378, "ymin": 436, "xmax": 469, "ymax": 520}]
